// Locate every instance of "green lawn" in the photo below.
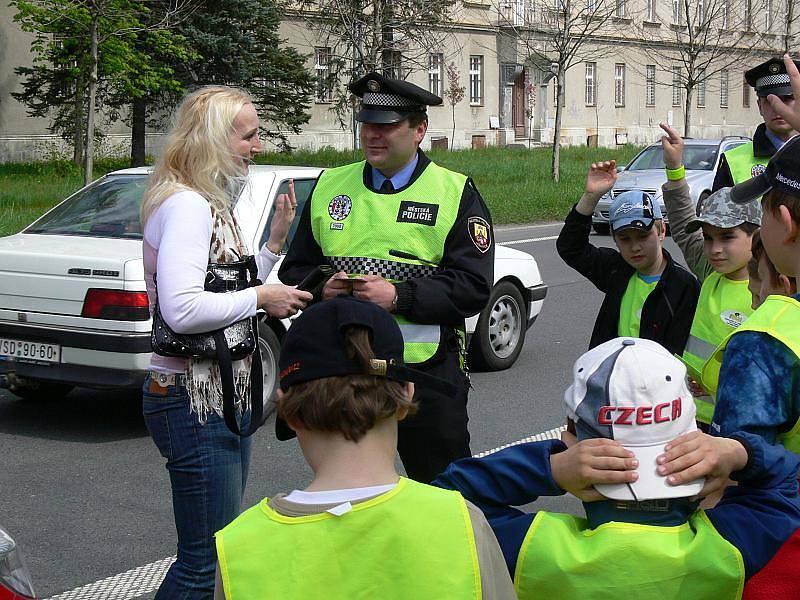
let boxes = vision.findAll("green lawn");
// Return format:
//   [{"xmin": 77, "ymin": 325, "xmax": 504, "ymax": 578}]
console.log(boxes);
[{"xmin": 0, "ymin": 145, "xmax": 643, "ymax": 237}]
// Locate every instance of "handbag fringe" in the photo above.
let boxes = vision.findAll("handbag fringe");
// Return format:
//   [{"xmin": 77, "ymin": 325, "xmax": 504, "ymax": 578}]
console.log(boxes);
[{"xmin": 186, "ymin": 359, "xmax": 251, "ymax": 424}]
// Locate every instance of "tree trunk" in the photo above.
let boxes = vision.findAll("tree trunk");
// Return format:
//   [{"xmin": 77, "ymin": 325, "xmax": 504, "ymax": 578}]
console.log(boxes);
[
  {"xmin": 551, "ymin": 76, "xmax": 564, "ymax": 183},
  {"xmin": 451, "ymin": 105, "xmax": 456, "ymax": 150},
  {"xmin": 83, "ymin": 12, "xmax": 98, "ymax": 187},
  {"xmin": 683, "ymin": 85, "xmax": 693, "ymax": 138},
  {"xmin": 130, "ymin": 96, "xmax": 147, "ymax": 167}
]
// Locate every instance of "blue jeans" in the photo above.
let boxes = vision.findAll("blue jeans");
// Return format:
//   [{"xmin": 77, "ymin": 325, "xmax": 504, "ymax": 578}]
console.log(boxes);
[{"xmin": 143, "ymin": 375, "xmax": 252, "ymax": 599}]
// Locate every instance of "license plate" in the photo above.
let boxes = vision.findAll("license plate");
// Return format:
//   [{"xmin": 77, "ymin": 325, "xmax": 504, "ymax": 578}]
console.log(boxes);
[{"xmin": 0, "ymin": 338, "xmax": 61, "ymax": 364}]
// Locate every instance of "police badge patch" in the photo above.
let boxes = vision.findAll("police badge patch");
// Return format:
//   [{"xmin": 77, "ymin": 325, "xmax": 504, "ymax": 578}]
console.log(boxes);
[
  {"xmin": 328, "ymin": 195, "xmax": 352, "ymax": 221},
  {"xmin": 468, "ymin": 216, "xmax": 492, "ymax": 253},
  {"xmin": 752, "ymin": 164, "xmax": 767, "ymax": 178}
]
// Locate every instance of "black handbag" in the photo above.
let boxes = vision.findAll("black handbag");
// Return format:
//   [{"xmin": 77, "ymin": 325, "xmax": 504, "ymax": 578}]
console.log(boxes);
[{"xmin": 151, "ymin": 256, "xmax": 265, "ymax": 437}]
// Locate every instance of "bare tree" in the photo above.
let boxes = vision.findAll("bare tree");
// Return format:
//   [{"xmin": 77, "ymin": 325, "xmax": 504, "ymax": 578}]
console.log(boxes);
[
  {"xmin": 636, "ymin": 0, "xmax": 767, "ymax": 138},
  {"xmin": 291, "ymin": 0, "xmax": 461, "ymax": 149},
  {"xmin": 443, "ymin": 61, "xmax": 465, "ymax": 148},
  {"xmin": 779, "ymin": 0, "xmax": 800, "ymax": 53},
  {"xmin": 493, "ymin": 0, "xmax": 618, "ymax": 181}
]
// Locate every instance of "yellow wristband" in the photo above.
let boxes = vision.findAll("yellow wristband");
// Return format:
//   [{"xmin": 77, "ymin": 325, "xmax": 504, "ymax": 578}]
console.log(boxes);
[{"xmin": 666, "ymin": 165, "xmax": 685, "ymax": 181}]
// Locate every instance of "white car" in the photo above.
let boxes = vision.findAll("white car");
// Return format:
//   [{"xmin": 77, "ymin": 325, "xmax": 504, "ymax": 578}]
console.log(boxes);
[{"xmin": 0, "ymin": 166, "xmax": 547, "ymax": 401}]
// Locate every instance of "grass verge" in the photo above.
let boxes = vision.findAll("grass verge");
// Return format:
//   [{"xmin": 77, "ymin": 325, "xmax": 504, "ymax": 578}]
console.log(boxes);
[{"xmin": 0, "ymin": 146, "xmax": 643, "ymax": 237}]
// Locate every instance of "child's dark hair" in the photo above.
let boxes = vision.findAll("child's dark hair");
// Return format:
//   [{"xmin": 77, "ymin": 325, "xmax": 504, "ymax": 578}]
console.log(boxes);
[
  {"xmin": 749, "ymin": 229, "xmax": 798, "ymax": 290},
  {"xmin": 763, "ymin": 189, "xmax": 800, "ymax": 223},
  {"xmin": 276, "ymin": 325, "xmax": 417, "ymax": 442},
  {"xmin": 737, "ymin": 222, "xmax": 759, "ymax": 235}
]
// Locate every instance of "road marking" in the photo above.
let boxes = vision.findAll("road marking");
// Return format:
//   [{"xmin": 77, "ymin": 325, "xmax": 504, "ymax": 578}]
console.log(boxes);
[
  {"xmin": 45, "ymin": 426, "xmax": 566, "ymax": 600},
  {"xmin": 496, "ymin": 222, "xmax": 561, "ymax": 232},
  {"xmin": 498, "ymin": 235, "xmax": 558, "ymax": 246}
]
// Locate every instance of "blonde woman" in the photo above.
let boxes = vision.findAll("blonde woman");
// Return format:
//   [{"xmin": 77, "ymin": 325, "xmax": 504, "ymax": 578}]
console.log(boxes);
[{"xmin": 141, "ymin": 86, "xmax": 311, "ymax": 598}]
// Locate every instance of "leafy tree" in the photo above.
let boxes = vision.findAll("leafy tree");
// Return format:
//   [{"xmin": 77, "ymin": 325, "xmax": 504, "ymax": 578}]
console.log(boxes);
[{"xmin": 443, "ymin": 61, "xmax": 464, "ymax": 149}]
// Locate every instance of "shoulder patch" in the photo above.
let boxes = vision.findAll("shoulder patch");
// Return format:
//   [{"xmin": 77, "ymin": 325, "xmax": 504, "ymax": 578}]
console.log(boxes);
[
  {"xmin": 468, "ymin": 216, "xmax": 492, "ymax": 253},
  {"xmin": 752, "ymin": 164, "xmax": 767, "ymax": 178}
]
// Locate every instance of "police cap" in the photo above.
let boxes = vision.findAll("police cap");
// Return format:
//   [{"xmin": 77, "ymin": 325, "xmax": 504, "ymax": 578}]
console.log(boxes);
[
  {"xmin": 745, "ymin": 57, "xmax": 800, "ymax": 98},
  {"xmin": 349, "ymin": 72, "xmax": 443, "ymax": 124}
]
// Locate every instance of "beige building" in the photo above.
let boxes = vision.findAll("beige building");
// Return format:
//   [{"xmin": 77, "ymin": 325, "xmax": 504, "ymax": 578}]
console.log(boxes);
[{"xmin": 0, "ymin": 0, "xmax": 795, "ymax": 161}]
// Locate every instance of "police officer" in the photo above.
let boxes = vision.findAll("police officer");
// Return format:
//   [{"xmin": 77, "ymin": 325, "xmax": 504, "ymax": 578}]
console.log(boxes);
[
  {"xmin": 279, "ymin": 72, "xmax": 494, "ymax": 483},
  {"xmin": 712, "ymin": 57, "xmax": 800, "ymax": 191}
]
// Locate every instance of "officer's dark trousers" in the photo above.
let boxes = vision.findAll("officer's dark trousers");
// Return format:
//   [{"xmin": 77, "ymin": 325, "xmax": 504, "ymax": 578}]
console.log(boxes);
[{"xmin": 398, "ymin": 343, "xmax": 471, "ymax": 484}]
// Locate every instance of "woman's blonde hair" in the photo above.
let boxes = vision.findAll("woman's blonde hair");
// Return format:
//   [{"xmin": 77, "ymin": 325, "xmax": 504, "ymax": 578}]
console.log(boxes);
[{"xmin": 141, "ymin": 85, "xmax": 254, "ymax": 224}]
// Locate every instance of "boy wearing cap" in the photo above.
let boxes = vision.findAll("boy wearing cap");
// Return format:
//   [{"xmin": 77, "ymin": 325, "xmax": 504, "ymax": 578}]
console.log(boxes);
[
  {"xmin": 279, "ymin": 72, "xmax": 494, "ymax": 484},
  {"xmin": 658, "ymin": 123, "xmax": 760, "ymax": 426},
  {"xmin": 712, "ymin": 57, "xmax": 799, "ymax": 191},
  {"xmin": 434, "ymin": 337, "xmax": 800, "ymax": 599},
  {"xmin": 747, "ymin": 231, "xmax": 796, "ymax": 310},
  {"xmin": 213, "ymin": 296, "xmax": 515, "ymax": 599},
  {"xmin": 557, "ymin": 161, "xmax": 699, "ymax": 355},
  {"xmin": 702, "ymin": 132, "xmax": 800, "ymax": 455}
]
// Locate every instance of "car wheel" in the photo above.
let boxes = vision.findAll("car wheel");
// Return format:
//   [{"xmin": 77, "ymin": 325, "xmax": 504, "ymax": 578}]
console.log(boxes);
[
  {"xmin": 257, "ymin": 322, "xmax": 282, "ymax": 417},
  {"xmin": 7, "ymin": 376, "xmax": 74, "ymax": 401},
  {"xmin": 696, "ymin": 191, "xmax": 710, "ymax": 217},
  {"xmin": 592, "ymin": 223, "xmax": 610, "ymax": 235},
  {"xmin": 469, "ymin": 281, "xmax": 526, "ymax": 372}
]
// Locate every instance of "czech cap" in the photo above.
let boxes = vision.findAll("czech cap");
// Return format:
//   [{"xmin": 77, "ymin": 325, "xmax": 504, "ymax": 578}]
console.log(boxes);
[
  {"xmin": 686, "ymin": 187, "xmax": 762, "ymax": 232},
  {"xmin": 564, "ymin": 338, "xmax": 704, "ymax": 501},
  {"xmin": 729, "ymin": 135, "xmax": 800, "ymax": 204},
  {"xmin": 745, "ymin": 57, "xmax": 800, "ymax": 97},
  {"xmin": 349, "ymin": 72, "xmax": 443, "ymax": 124},
  {"xmin": 609, "ymin": 190, "xmax": 662, "ymax": 233}
]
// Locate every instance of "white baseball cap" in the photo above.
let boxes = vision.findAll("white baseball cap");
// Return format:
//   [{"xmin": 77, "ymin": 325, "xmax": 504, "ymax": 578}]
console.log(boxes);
[{"xmin": 564, "ymin": 337, "xmax": 704, "ymax": 501}]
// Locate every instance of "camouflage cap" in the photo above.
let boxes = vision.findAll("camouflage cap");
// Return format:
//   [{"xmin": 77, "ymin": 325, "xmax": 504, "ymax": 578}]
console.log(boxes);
[{"xmin": 686, "ymin": 187, "xmax": 762, "ymax": 233}]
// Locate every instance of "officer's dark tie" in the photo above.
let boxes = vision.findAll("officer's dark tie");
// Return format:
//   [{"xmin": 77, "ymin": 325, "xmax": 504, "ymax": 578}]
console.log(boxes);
[{"xmin": 380, "ymin": 178, "xmax": 394, "ymax": 192}]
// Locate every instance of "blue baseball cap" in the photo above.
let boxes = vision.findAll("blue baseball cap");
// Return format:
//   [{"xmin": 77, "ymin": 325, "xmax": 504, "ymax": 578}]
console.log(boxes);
[{"xmin": 609, "ymin": 191, "xmax": 662, "ymax": 233}]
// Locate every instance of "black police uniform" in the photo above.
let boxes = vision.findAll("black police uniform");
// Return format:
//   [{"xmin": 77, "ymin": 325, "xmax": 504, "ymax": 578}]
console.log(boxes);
[
  {"xmin": 279, "ymin": 73, "xmax": 494, "ymax": 483},
  {"xmin": 712, "ymin": 57, "xmax": 800, "ymax": 192}
]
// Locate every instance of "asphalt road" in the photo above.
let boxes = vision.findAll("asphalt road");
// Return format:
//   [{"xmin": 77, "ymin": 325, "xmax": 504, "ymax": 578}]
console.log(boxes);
[{"xmin": 0, "ymin": 223, "xmax": 687, "ymax": 598}]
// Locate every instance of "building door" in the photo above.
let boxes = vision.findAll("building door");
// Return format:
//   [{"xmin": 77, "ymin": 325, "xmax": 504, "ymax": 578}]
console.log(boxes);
[{"xmin": 512, "ymin": 70, "xmax": 526, "ymax": 138}]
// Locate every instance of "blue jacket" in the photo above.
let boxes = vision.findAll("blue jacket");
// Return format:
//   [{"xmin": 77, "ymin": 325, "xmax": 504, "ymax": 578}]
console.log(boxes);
[{"xmin": 433, "ymin": 432, "xmax": 800, "ymax": 580}]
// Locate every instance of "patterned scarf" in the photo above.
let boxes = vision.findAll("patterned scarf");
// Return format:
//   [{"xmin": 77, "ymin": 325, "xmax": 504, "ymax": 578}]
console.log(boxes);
[{"xmin": 185, "ymin": 207, "xmax": 253, "ymax": 423}]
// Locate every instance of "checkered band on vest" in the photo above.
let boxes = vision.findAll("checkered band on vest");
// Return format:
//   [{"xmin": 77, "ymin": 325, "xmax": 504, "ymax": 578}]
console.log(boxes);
[
  {"xmin": 755, "ymin": 74, "xmax": 790, "ymax": 89},
  {"xmin": 330, "ymin": 256, "xmax": 437, "ymax": 280},
  {"xmin": 363, "ymin": 92, "xmax": 421, "ymax": 108}
]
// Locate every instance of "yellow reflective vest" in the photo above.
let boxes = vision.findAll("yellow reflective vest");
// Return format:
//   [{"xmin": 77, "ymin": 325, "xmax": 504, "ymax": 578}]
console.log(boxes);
[
  {"xmin": 215, "ymin": 477, "xmax": 482, "ymax": 600},
  {"xmin": 723, "ymin": 142, "xmax": 770, "ymax": 184},
  {"xmin": 703, "ymin": 295, "xmax": 800, "ymax": 451},
  {"xmin": 514, "ymin": 510, "xmax": 744, "ymax": 600}
]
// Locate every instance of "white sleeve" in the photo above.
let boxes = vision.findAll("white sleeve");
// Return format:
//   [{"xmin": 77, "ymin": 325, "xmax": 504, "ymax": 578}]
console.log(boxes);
[
  {"xmin": 149, "ymin": 191, "xmax": 258, "ymax": 334},
  {"xmin": 255, "ymin": 243, "xmax": 281, "ymax": 282}
]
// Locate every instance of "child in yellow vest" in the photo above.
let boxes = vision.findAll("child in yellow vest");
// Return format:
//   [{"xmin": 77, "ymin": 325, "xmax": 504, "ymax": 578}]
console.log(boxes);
[
  {"xmin": 212, "ymin": 295, "xmax": 514, "ymax": 600},
  {"xmin": 435, "ymin": 337, "xmax": 800, "ymax": 600},
  {"xmin": 658, "ymin": 123, "xmax": 761, "ymax": 427}
]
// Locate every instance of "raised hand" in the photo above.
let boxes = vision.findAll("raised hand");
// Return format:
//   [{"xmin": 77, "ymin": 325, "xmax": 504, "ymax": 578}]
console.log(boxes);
[
  {"xmin": 766, "ymin": 55, "xmax": 800, "ymax": 132},
  {"xmin": 659, "ymin": 122, "xmax": 684, "ymax": 170},
  {"xmin": 266, "ymin": 179, "xmax": 297, "ymax": 254},
  {"xmin": 584, "ymin": 160, "xmax": 618, "ymax": 196}
]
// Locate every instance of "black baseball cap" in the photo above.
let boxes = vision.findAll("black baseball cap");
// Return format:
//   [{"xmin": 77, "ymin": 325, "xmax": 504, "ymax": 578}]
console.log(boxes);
[
  {"xmin": 275, "ymin": 295, "xmax": 456, "ymax": 440},
  {"xmin": 730, "ymin": 135, "xmax": 800, "ymax": 204},
  {"xmin": 349, "ymin": 72, "xmax": 442, "ymax": 124},
  {"xmin": 745, "ymin": 57, "xmax": 800, "ymax": 98}
]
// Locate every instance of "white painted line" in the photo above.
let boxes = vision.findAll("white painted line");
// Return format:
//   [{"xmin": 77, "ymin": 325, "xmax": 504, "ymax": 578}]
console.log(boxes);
[
  {"xmin": 46, "ymin": 426, "xmax": 566, "ymax": 599},
  {"xmin": 498, "ymin": 235, "xmax": 558, "ymax": 246},
  {"xmin": 496, "ymin": 222, "xmax": 561, "ymax": 232}
]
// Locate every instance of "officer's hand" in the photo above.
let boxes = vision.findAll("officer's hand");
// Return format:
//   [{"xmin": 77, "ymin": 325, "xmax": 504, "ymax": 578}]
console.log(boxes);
[
  {"xmin": 657, "ymin": 431, "xmax": 748, "ymax": 499},
  {"xmin": 550, "ymin": 436, "xmax": 639, "ymax": 502},
  {"xmin": 256, "ymin": 284, "xmax": 313, "ymax": 318},
  {"xmin": 322, "ymin": 271, "xmax": 352, "ymax": 300},
  {"xmin": 351, "ymin": 275, "xmax": 396, "ymax": 311},
  {"xmin": 266, "ymin": 179, "xmax": 297, "ymax": 254},
  {"xmin": 767, "ymin": 55, "xmax": 800, "ymax": 132},
  {"xmin": 659, "ymin": 123, "xmax": 684, "ymax": 170}
]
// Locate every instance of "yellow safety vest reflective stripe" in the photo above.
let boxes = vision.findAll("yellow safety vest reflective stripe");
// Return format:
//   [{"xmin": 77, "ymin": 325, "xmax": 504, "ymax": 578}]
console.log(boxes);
[
  {"xmin": 514, "ymin": 510, "xmax": 744, "ymax": 600},
  {"xmin": 215, "ymin": 477, "xmax": 482, "ymax": 600}
]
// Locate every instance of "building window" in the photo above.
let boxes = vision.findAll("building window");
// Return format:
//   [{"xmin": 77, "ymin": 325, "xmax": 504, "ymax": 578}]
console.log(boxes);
[
  {"xmin": 615, "ymin": 0, "xmax": 625, "ymax": 17},
  {"xmin": 587, "ymin": 0, "xmax": 597, "ymax": 12},
  {"xmin": 721, "ymin": 0, "xmax": 729, "ymax": 28},
  {"xmin": 646, "ymin": 65, "xmax": 656, "ymax": 106},
  {"xmin": 672, "ymin": 66, "xmax": 682, "ymax": 106},
  {"xmin": 614, "ymin": 63, "xmax": 626, "ymax": 106},
  {"xmin": 744, "ymin": 0, "xmax": 752, "ymax": 29},
  {"xmin": 428, "ymin": 53, "xmax": 443, "ymax": 97},
  {"xmin": 697, "ymin": 70, "xmax": 706, "ymax": 107},
  {"xmin": 720, "ymin": 70, "xmax": 729, "ymax": 108},
  {"xmin": 646, "ymin": 0, "xmax": 656, "ymax": 20},
  {"xmin": 765, "ymin": 0, "xmax": 773, "ymax": 30},
  {"xmin": 697, "ymin": 0, "xmax": 705, "ymax": 23},
  {"xmin": 585, "ymin": 62, "xmax": 596, "ymax": 106},
  {"xmin": 314, "ymin": 48, "xmax": 332, "ymax": 103},
  {"xmin": 743, "ymin": 74, "xmax": 751, "ymax": 107},
  {"xmin": 672, "ymin": 0, "xmax": 681, "ymax": 23},
  {"xmin": 382, "ymin": 50, "xmax": 403, "ymax": 80},
  {"xmin": 469, "ymin": 55, "xmax": 483, "ymax": 105}
]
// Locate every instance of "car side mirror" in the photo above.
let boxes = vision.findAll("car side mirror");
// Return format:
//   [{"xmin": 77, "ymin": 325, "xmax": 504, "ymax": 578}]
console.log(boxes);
[{"xmin": 615, "ymin": 165, "xmax": 626, "ymax": 173}]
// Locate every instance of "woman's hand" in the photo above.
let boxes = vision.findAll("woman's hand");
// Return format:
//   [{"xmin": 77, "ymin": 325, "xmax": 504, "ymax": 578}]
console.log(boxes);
[
  {"xmin": 266, "ymin": 180, "xmax": 297, "ymax": 254},
  {"xmin": 656, "ymin": 431, "xmax": 748, "ymax": 499},
  {"xmin": 659, "ymin": 122, "xmax": 684, "ymax": 170},
  {"xmin": 256, "ymin": 284, "xmax": 312, "ymax": 318}
]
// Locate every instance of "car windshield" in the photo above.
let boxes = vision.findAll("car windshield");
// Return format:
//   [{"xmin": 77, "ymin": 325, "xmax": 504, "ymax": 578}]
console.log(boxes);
[
  {"xmin": 25, "ymin": 175, "xmax": 148, "ymax": 239},
  {"xmin": 626, "ymin": 144, "xmax": 719, "ymax": 171}
]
